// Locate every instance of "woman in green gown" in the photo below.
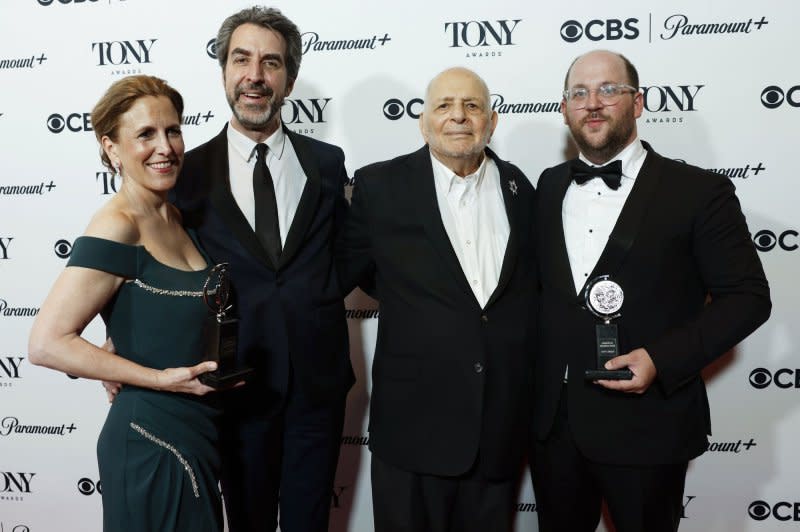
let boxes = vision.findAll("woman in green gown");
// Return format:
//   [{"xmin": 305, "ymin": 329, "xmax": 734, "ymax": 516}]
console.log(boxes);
[{"xmin": 29, "ymin": 75, "xmax": 225, "ymax": 531}]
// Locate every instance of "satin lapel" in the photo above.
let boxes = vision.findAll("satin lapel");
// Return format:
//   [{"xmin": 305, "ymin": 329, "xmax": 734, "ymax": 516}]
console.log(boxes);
[
  {"xmin": 585, "ymin": 147, "xmax": 663, "ymax": 288},
  {"xmin": 205, "ymin": 127, "xmax": 273, "ymax": 268},
  {"xmin": 543, "ymin": 165, "xmax": 578, "ymax": 299},
  {"xmin": 485, "ymin": 150, "xmax": 519, "ymax": 309},
  {"xmin": 279, "ymin": 128, "xmax": 322, "ymax": 270},
  {"xmin": 407, "ymin": 146, "xmax": 476, "ymax": 301}
]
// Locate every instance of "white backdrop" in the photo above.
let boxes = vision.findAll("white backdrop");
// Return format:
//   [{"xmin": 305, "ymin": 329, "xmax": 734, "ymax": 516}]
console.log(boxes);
[{"xmin": 0, "ymin": 0, "xmax": 797, "ymax": 530}]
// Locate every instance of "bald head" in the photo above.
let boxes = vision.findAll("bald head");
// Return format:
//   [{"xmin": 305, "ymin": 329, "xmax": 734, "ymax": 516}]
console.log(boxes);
[
  {"xmin": 424, "ymin": 67, "xmax": 492, "ymax": 116},
  {"xmin": 564, "ymin": 50, "xmax": 639, "ymax": 91},
  {"xmin": 419, "ymin": 67, "xmax": 497, "ymax": 177}
]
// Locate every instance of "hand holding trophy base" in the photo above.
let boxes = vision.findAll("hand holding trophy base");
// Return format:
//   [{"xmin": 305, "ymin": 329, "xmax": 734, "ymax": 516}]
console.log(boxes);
[{"xmin": 583, "ymin": 275, "xmax": 633, "ymax": 381}]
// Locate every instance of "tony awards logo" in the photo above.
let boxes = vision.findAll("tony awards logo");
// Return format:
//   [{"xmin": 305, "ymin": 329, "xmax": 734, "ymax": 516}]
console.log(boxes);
[
  {"xmin": 584, "ymin": 275, "xmax": 632, "ymax": 380},
  {"xmin": 200, "ymin": 264, "xmax": 252, "ymax": 387}
]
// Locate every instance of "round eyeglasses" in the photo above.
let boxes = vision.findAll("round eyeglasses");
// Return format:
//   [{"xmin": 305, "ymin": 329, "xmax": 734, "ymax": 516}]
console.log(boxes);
[{"xmin": 563, "ymin": 83, "xmax": 638, "ymax": 109}]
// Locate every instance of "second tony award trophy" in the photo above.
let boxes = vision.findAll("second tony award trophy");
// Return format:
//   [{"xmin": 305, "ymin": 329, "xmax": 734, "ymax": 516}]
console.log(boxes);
[
  {"xmin": 583, "ymin": 275, "xmax": 633, "ymax": 381},
  {"xmin": 199, "ymin": 263, "xmax": 253, "ymax": 388}
]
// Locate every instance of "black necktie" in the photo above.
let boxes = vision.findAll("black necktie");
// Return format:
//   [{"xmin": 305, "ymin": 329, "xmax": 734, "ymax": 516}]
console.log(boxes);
[
  {"xmin": 570, "ymin": 159, "xmax": 623, "ymax": 190},
  {"xmin": 253, "ymin": 143, "xmax": 282, "ymax": 265}
]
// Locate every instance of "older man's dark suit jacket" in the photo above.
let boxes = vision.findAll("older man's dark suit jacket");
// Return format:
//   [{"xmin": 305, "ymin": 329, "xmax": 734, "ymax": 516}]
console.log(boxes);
[
  {"xmin": 533, "ymin": 141, "xmax": 771, "ymax": 466},
  {"xmin": 337, "ymin": 145, "xmax": 537, "ymax": 479}
]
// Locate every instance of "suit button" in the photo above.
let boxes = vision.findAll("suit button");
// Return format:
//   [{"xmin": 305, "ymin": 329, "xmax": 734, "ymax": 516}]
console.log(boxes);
[
  {"xmin": 480, "ymin": 314, "xmax": 488, "ymax": 323},
  {"xmin": 474, "ymin": 362, "xmax": 484, "ymax": 374},
  {"xmin": 276, "ymin": 277, "xmax": 284, "ymax": 287}
]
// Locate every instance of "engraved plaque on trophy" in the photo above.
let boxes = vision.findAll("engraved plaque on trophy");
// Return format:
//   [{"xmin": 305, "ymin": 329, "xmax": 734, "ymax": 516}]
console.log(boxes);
[
  {"xmin": 199, "ymin": 263, "xmax": 253, "ymax": 388},
  {"xmin": 583, "ymin": 275, "xmax": 633, "ymax": 381}
]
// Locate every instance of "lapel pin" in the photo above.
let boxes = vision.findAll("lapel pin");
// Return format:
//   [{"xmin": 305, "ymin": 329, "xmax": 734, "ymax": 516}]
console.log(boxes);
[{"xmin": 508, "ymin": 179, "xmax": 518, "ymax": 196}]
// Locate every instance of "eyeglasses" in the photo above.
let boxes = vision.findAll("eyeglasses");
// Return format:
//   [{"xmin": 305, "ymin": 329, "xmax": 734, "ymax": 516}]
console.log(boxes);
[{"xmin": 562, "ymin": 83, "xmax": 638, "ymax": 109}]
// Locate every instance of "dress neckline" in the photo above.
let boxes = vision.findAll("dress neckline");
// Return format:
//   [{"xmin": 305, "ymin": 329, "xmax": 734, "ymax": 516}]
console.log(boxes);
[{"xmin": 76, "ymin": 235, "xmax": 211, "ymax": 274}]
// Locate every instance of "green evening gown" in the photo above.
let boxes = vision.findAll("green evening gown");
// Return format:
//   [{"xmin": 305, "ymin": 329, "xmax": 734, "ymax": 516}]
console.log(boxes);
[{"xmin": 67, "ymin": 235, "xmax": 223, "ymax": 532}]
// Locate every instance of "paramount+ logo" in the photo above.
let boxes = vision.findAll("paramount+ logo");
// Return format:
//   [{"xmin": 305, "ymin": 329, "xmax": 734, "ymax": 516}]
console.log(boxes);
[
  {"xmin": 761, "ymin": 85, "xmax": 800, "ymax": 109},
  {"xmin": 560, "ymin": 18, "xmax": 639, "ymax": 43},
  {"xmin": 47, "ymin": 112, "xmax": 92, "ymax": 133},
  {"xmin": 749, "ymin": 368, "xmax": 800, "ymax": 389},
  {"xmin": 749, "ymin": 500, "xmax": 800, "ymax": 522}
]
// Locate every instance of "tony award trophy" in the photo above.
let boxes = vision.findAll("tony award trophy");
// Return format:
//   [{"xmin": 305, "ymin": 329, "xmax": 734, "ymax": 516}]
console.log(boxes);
[
  {"xmin": 583, "ymin": 275, "xmax": 633, "ymax": 381},
  {"xmin": 199, "ymin": 263, "xmax": 253, "ymax": 388}
]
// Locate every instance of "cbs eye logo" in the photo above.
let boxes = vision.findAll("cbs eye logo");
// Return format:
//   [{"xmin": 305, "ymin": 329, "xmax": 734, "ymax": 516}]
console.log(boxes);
[
  {"xmin": 382, "ymin": 98, "xmax": 423, "ymax": 120},
  {"xmin": 77, "ymin": 477, "xmax": 102, "ymax": 495},
  {"xmin": 749, "ymin": 500, "xmax": 771, "ymax": 520},
  {"xmin": 749, "ymin": 500, "xmax": 800, "ymax": 521},
  {"xmin": 559, "ymin": 19, "xmax": 639, "ymax": 43},
  {"xmin": 47, "ymin": 112, "xmax": 92, "ymax": 133},
  {"xmin": 752, "ymin": 229, "xmax": 798, "ymax": 252},
  {"xmin": 749, "ymin": 368, "xmax": 772, "ymax": 389},
  {"xmin": 749, "ymin": 368, "xmax": 800, "ymax": 389},
  {"xmin": 206, "ymin": 38, "xmax": 217, "ymax": 59},
  {"xmin": 54, "ymin": 239, "xmax": 72, "ymax": 259},
  {"xmin": 761, "ymin": 86, "xmax": 800, "ymax": 109},
  {"xmin": 47, "ymin": 114, "xmax": 65, "ymax": 133}
]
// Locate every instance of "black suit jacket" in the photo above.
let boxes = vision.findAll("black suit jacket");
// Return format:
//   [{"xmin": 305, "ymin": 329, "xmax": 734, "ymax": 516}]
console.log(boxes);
[
  {"xmin": 173, "ymin": 125, "xmax": 354, "ymax": 416},
  {"xmin": 337, "ymin": 145, "xmax": 538, "ymax": 479},
  {"xmin": 533, "ymin": 141, "xmax": 770, "ymax": 465}
]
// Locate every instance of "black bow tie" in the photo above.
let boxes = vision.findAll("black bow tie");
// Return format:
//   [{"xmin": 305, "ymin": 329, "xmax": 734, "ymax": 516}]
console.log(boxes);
[{"xmin": 570, "ymin": 159, "xmax": 623, "ymax": 190}]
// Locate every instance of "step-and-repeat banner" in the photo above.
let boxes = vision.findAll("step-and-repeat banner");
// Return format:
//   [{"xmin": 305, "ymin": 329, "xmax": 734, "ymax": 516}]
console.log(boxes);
[{"xmin": 1, "ymin": 0, "xmax": 796, "ymax": 530}]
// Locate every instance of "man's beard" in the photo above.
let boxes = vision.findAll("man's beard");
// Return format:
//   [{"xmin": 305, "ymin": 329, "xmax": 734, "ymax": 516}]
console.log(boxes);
[
  {"xmin": 228, "ymin": 83, "xmax": 284, "ymax": 131},
  {"xmin": 568, "ymin": 112, "xmax": 635, "ymax": 163}
]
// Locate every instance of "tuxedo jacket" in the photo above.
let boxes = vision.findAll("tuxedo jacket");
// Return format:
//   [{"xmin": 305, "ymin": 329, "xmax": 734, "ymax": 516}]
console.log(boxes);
[
  {"xmin": 172, "ymin": 125, "xmax": 354, "ymax": 417},
  {"xmin": 533, "ymin": 141, "xmax": 771, "ymax": 465},
  {"xmin": 337, "ymin": 145, "xmax": 538, "ymax": 479}
]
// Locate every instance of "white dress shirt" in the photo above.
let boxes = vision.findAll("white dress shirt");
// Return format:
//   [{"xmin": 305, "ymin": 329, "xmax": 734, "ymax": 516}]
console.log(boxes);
[
  {"xmin": 563, "ymin": 138, "xmax": 647, "ymax": 295},
  {"xmin": 227, "ymin": 123, "xmax": 307, "ymax": 246},
  {"xmin": 430, "ymin": 153, "xmax": 510, "ymax": 308}
]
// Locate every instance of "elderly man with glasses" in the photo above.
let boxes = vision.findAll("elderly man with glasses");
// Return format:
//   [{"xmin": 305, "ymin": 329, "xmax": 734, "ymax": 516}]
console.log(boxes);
[{"xmin": 529, "ymin": 49, "xmax": 770, "ymax": 532}]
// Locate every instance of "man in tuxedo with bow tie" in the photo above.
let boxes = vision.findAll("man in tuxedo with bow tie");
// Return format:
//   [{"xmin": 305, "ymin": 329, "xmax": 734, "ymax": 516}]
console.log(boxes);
[
  {"xmin": 530, "ymin": 50, "xmax": 771, "ymax": 532},
  {"xmin": 337, "ymin": 67, "xmax": 537, "ymax": 531}
]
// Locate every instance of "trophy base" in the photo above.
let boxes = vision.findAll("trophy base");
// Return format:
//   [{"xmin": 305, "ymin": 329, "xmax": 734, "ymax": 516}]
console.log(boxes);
[
  {"xmin": 199, "ymin": 366, "xmax": 254, "ymax": 389},
  {"xmin": 584, "ymin": 369, "xmax": 634, "ymax": 380}
]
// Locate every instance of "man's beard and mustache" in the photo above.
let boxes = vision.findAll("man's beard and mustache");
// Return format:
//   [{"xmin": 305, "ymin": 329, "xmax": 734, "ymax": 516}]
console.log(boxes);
[
  {"xmin": 568, "ymin": 111, "xmax": 635, "ymax": 163},
  {"xmin": 228, "ymin": 82, "xmax": 284, "ymax": 131}
]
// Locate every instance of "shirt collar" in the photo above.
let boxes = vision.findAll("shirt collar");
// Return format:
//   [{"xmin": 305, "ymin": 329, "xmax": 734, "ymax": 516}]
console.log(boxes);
[
  {"xmin": 430, "ymin": 151, "xmax": 489, "ymax": 193},
  {"xmin": 578, "ymin": 137, "xmax": 646, "ymax": 181},
  {"xmin": 227, "ymin": 122, "xmax": 288, "ymax": 163}
]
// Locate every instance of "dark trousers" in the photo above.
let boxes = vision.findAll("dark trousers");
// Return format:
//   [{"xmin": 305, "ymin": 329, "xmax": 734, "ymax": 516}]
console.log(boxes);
[
  {"xmin": 219, "ymin": 375, "xmax": 347, "ymax": 532},
  {"xmin": 530, "ymin": 387, "xmax": 688, "ymax": 532},
  {"xmin": 371, "ymin": 453, "xmax": 515, "ymax": 532}
]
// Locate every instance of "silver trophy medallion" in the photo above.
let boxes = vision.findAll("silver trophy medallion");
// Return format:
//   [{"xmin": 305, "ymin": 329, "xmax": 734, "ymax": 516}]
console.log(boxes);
[{"xmin": 585, "ymin": 275, "xmax": 624, "ymax": 320}]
